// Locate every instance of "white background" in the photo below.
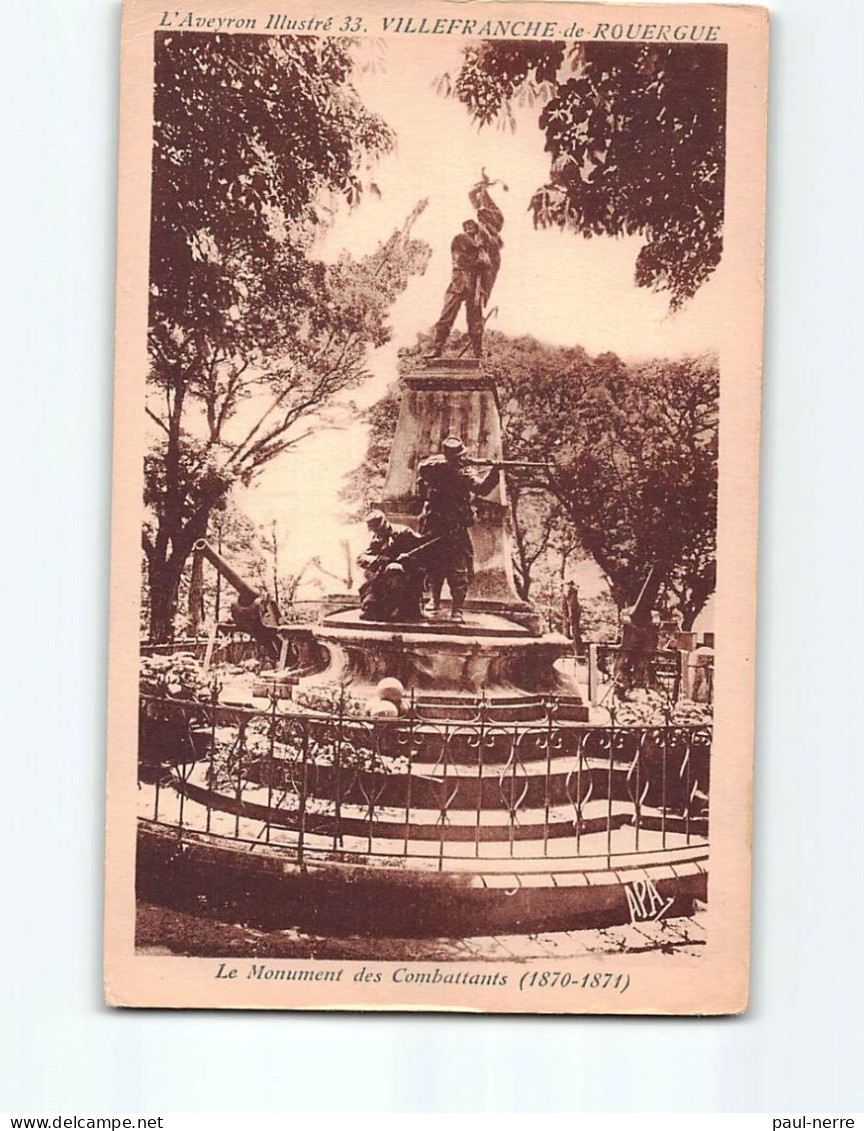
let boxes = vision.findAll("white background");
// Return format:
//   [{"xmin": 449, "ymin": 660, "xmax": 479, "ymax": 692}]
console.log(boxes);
[{"xmin": 2, "ymin": 0, "xmax": 863, "ymax": 1113}]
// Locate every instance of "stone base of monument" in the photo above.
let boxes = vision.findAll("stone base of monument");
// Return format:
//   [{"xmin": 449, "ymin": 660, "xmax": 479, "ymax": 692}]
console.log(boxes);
[
  {"xmin": 302, "ymin": 607, "xmax": 589, "ymax": 722},
  {"xmin": 139, "ymin": 622, "xmax": 708, "ymax": 935},
  {"xmin": 137, "ymin": 820, "xmax": 707, "ymax": 937}
]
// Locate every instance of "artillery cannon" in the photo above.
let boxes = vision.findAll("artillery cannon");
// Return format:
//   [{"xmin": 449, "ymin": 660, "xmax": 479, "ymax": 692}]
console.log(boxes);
[
  {"xmin": 192, "ymin": 539, "xmax": 281, "ymax": 657},
  {"xmin": 627, "ymin": 564, "xmax": 662, "ymax": 629},
  {"xmin": 614, "ymin": 565, "xmax": 664, "ymax": 697}
]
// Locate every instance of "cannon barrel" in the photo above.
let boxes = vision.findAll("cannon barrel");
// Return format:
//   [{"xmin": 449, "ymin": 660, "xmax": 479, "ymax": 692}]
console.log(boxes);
[
  {"xmin": 629, "ymin": 565, "xmax": 661, "ymax": 628},
  {"xmin": 193, "ymin": 539, "xmax": 260, "ymax": 606},
  {"xmin": 194, "ymin": 538, "xmax": 282, "ymax": 656}
]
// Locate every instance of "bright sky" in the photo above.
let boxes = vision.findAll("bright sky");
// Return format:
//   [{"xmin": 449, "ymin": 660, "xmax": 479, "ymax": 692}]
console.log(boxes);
[{"xmin": 242, "ymin": 38, "xmax": 724, "ymax": 599}]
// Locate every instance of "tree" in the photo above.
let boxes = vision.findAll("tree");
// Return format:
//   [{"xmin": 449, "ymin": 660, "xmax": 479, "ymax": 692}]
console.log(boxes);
[
  {"xmin": 143, "ymin": 33, "xmax": 429, "ymax": 639},
  {"xmin": 507, "ymin": 489, "xmax": 579, "ymax": 603},
  {"xmin": 447, "ymin": 42, "xmax": 727, "ymax": 309},
  {"xmin": 482, "ymin": 333, "xmax": 718, "ymax": 628},
  {"xmin": 339, "ymin": 380, "xmax": 402, "ymax": 521},
  {"xmin": 558, "ymin": 355, "xmax": 718, "ymax": 628}
]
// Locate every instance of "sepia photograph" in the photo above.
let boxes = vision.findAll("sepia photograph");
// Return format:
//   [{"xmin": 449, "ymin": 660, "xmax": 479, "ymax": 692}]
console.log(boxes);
[
  {"xmin": 9, "ymin": 0, "xmax": 864, "ymax": 1114},
  {"xmin": 104, "ymin": 0, "xmax": 766, "ymax": 1013}
]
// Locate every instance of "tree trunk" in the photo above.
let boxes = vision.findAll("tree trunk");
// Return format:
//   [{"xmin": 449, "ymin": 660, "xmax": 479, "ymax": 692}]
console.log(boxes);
[
  {"xmin": 187, "ymin": 549, "xmax": 205, "ymax": 637},
  {"xmin": 145, "ymin": 485, "xmax": 228, "ymax": 642},
  {"xmin": 147, "ymin": 559, "xmax": 183, "ymax": 642}
]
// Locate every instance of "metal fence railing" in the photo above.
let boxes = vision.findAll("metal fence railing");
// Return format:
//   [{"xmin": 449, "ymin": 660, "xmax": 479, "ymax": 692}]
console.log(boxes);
[{"xmin": 139, "ymin": 689, "xmax": 710, "ymax": 872}]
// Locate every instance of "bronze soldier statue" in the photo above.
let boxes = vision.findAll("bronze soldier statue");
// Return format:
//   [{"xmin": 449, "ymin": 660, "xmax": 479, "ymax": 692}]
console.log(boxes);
[
  {"xmin": 426, "ymin": 172, "xmax": 505, "ymax": 360},
  {"xmin": 469, "ymin": 171, "xmax": 505, "ymax": 307},
  {"xmin": 416, "ymin": 437, "xmax": 502, "ymax": 623},
  {"xmin": 358, "ymin": 510, "xmax": 432, "ymax": 623}
]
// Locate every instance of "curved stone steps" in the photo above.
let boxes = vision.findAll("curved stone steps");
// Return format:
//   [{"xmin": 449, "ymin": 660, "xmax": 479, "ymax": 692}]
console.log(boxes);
[{"xmin": 171, "ymin": 772, "xmax": 708, "ymax": 845}]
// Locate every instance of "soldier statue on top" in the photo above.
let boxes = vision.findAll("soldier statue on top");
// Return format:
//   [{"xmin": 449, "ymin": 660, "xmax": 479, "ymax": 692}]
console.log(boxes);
[
  {"xmin": 416, "ymin": 436, "xmax": 502, "ymax": 623},
  {"xmin": 426, "ymin": 171, "xmax": 506, "ymax": 360}
]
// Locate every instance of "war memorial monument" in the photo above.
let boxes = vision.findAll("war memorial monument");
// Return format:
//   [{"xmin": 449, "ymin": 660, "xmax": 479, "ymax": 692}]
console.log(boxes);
[{"xmin": 137, "ymin": 176, "xmax": 710, "ymax": 940}]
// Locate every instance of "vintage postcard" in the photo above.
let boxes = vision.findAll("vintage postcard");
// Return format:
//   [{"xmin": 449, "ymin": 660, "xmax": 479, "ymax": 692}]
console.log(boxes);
[{"xmin": 105, "ymin": 0, "xmax": 768, "ymax": 1012}]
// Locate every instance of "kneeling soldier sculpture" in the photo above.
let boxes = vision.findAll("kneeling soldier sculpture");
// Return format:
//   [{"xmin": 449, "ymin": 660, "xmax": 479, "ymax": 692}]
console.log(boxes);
[{"xmin": 358, "ymin": 510, "xmax": 435, "ymax": 623}]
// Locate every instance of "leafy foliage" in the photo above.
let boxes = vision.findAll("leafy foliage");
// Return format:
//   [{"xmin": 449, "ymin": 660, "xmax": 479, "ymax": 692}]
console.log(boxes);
[
  {"xmin": 613, "ymin": 688, "xmax": 713, "ymax": 727},
  {"xmin": 143, "ymin": 33, "xmax": 430, "ymax": 639},
  {"xmin": 484, "ymin": 332, "xmax": 718, "ymax": 628},
  {"xmin": 151, "ymin": 33, "xmax": 392, "ymax": 351},
  {"xmin": 449, "ymin": 42, "xmax": 727, "ymax": 309},
  {"xmin": 506, "ymin": 488, "xmax": 577, "ymax": 602},
  {"xmin": 578, "ymin": 590, "xmax": 621, "ymax": 643},
  {"xmin": 339, "ymin": 380, "xmax": 402, "ymax": 521}
]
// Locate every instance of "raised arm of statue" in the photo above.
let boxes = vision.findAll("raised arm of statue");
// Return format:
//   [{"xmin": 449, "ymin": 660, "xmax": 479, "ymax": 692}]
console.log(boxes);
[
  {"xmin": 470, "ymin": 171, "xmax": 505, "ymax": 234},
  {"xmin": 426, "ymin": 175, "xmax": 506, "ymax": 360},
  {"xmin": 468, "ymin": 172, "xmax": 505, "ymax": 308},
  {"xmin": 469, "ymin": 183, "xmax": 503, "ymax": 232}
]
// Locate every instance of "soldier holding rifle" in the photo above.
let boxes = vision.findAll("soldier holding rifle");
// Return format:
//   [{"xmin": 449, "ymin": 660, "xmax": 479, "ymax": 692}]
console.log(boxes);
[{"xmin": 417, "ymin": 437, "xmax": 550, "ymax": 623}]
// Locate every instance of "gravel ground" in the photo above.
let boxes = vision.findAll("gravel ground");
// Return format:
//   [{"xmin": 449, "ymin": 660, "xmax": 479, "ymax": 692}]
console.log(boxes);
[{"xmin": 136, "ymin": 900, "xmax": 706, "ymax": 961}]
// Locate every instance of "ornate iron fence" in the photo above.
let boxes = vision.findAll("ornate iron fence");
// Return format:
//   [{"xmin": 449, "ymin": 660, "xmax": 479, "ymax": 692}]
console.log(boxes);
[
  {"xmin": 138, "ymin": 689, "xmax": 710, "ymax": 871},
  {"xmin": 588, "ymin": 644, "xmax": 714, "ymax": 706}
]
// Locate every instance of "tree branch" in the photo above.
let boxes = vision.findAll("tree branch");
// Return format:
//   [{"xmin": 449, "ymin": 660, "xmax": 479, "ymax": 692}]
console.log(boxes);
[{"xmin": 145, "ymin": 407, "xmax": 169, "ymax": 434}]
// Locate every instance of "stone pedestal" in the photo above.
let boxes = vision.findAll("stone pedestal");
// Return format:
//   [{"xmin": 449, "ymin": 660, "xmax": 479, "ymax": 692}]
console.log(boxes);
[
  {"xmin": 381, "ymin": 358, "xmax": 530, "ymax": 619},
  {"xmin": 308, "ymin": 608, "xmax": 586, "ymax": 720},
  {"xmin": 287, "ymin": 353, "xmax": 587, "ymax": 720}
]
